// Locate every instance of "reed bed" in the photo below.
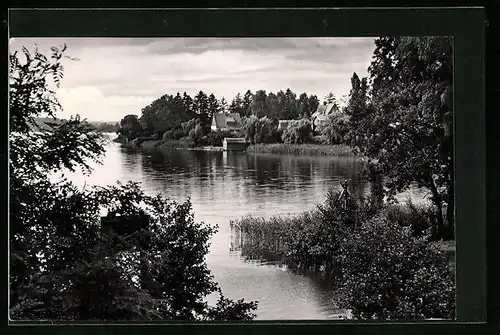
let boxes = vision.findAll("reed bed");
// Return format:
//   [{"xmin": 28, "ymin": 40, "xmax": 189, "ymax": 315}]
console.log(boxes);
[
  {"xmin": 230, "ymin": 209, "xmax": 340, "ymax": 275},
  {"xmin": 246, "ymin": 143, "xmax": 354, "ymax": 156}
]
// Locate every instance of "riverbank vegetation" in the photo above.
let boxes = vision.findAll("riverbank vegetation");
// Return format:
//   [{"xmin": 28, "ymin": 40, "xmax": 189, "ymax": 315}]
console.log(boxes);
[
  {"xmin": 231, "ymin": 189, "xmax": 455, "ymax": 320},
  {"xmin": 247, "ymin": 143, "xmax": 353, "ymax": 156},
  {"xmin": 9, "ymin": 44, "xmax": 257, "ymax": 321},
  {"xmin": 231, "ymin": 35, "xmax": 455, "ymax": 320}
]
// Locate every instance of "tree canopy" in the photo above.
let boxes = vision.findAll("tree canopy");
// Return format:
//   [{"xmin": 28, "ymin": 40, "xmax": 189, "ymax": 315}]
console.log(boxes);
[
  {"xmin": 348, "ymin": 36, "xmax": 454, "ymax": 240},
  {"xmin": 9, "ymin": 45, "xmax": 257, "ymax": 321}
]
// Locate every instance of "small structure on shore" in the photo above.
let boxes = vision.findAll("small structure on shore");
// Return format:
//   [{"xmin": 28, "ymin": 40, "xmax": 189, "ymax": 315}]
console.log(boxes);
[
  {"xmin": 223, "ymin": 137, "xmax": 248, "ymax": 152},
  {"xmin": 277, "ymin": 120, "xmax": 291, "ymax": 131}
]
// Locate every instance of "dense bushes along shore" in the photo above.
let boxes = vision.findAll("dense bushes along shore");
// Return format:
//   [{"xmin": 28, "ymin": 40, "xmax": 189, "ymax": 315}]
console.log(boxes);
[{"xmin": 231, "ymin": 191, "xmax": 455, "ymax": 320}]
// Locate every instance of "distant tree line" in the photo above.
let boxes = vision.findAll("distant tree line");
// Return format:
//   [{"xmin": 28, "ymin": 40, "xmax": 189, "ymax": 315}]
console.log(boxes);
[
  {"xmin": 117, "ymin": 89, "xmax": 323, "ymax": 144},
  {"xmin": 117, "ymin": 36, "xmax": 454, "ymax": 241}
]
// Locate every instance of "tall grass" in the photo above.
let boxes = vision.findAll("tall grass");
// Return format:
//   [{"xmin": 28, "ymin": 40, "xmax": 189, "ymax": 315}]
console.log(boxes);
[
  {"xmin": 231, "ymin": 190, "xmax": 456, "ymax": 319},
  {"xmin": 246, "ymin": 143, "xmax": 354, "ymax": 156}
]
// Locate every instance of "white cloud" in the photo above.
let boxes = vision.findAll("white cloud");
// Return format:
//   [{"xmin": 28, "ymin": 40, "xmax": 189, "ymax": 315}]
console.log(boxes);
[{"xmin": 10, "ymin": 37, "xmax": 376, "ymax": 121}]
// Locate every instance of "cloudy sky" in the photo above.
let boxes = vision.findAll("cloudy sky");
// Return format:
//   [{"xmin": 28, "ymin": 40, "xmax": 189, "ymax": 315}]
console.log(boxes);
[{"xmin": 10, "ymin": 37, "xmax": 376, "ymax": 122}]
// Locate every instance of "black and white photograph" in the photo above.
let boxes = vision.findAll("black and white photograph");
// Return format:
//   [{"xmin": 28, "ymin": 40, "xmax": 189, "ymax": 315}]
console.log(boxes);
[{"xmin": 9, "ymin": 34, "xmax": 456, "ymax": 321}]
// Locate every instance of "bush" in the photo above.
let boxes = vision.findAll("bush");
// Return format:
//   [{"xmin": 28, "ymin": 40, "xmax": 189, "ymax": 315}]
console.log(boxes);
[
  {"xmin": 241, "ymin": 116, "xmax": 276, "ymax": 144},
  {"xmin": 9, "ymin": 45, "xmax": 257, "ymax": 321},
  {"xmin": 281, "ymin": 119, "xmax": 313, "ymax": 144},
  {"xmin": 318, "ymin": 113, "xmax": 350, "ymax": 144},
  {"xmin": 178, "ymin": 137, "xmax": 196, "ymax": 148},
  {"xmin": 163, "ymin": 128, "xmax": 185, "ymax": 141},
  {"xmin": 204, "ymin": 131, "xmax": 224, "ymax": 147},
  {"xmin": 337, "ymin": 216, "xmax": 455, "ymax": 320},
  {"xmin": 382, "ymin": 199, "xmax": 439, "ymax": 238},
  {"xmin": 188, "ymin": 124, "xmax": 204, "ymax": 146},
  {"xmin": 311, "ymin": 135, "xmax": 328, "ymax": 145}
]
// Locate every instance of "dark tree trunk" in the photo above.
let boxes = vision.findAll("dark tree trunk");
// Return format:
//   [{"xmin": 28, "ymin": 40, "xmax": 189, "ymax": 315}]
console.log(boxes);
[{"xmin": 429, "ymin": 179, "xmax": 445, "ymax": 240}]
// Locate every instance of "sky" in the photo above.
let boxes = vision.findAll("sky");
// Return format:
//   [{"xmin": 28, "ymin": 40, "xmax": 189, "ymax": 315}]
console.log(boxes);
[{"xmin": 9, "ymin": 37, "xmax": 377, "ymax": 122}]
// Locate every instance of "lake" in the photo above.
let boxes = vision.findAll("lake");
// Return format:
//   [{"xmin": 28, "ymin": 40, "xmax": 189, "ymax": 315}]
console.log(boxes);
[{"xmin": 67, "ymin": 136, "xmax": 428, "ymax": 320}]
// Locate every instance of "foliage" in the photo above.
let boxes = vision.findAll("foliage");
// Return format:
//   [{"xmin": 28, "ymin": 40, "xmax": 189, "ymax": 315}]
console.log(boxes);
[
  {"xmin": 233, "ymin": 189, "xmax": 455, "ymax": 321},
  {"xmin": 251, "ymin": 90, "xmax": 269, "ymax": 119},
  {"xmin": 281, "ymin": 119, "xmax": 313, "ymax": 144},
  {"xmin": 344, "ymin": 73, "xmax": 369, "ymax": 146},
  {"xmin": 188, "ymin": 123, "xmax": 205, "ymax": 146},
  {"xmin": 119, "ymin": 114, "xmax": 143, "ymax": 140},
  {"xmin": 382, "ymin": 198, "xmax": 439, "ymax": 238},
  {"xmin": 350, "ymin": 36, "xmax": 454, "ymax": 240},
  {"xmin": 233, "ymin": 190, "xmax": 365, "ymax": 276},
  {"xmin": 319, "ymin": 112, "xmax": 351, "ymax": 145},
  {"xmin": 240, "ymin": 116, "xmax": 276, "ymax": 145},
  {"xmin": 203, "ymin": 130, "xmax": 236, "ymax": 147},
  {"xmin": 9, "ymin": 45, "xmax": 257, "ymax": 321},
  {"xmin": 246, "ymin": 143, "xmax": 353, "ymax": 156},
  {"xmin": 162, "ymin": 128, "xmax": 185, "ymax": 141},
  {"xmin": 181, "ymin": 118, "xmax": 199, "ymax": 135},
  {"xmin": 337, "ymin": 216, "xmax": 455, "ymax": 320},
  {"xmin": 139, "ymin": 94, "xmax": 192, "ymax": 138}
]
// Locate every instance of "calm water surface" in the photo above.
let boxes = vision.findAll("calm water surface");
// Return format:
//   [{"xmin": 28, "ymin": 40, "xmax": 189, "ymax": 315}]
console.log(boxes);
[{"xmin": 68, "ymin": 136, "xmax": 428, "ymax": 320}]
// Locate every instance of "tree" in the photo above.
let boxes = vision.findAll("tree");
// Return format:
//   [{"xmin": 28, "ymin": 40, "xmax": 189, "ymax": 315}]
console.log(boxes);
[
  {"xmin": 119, "ymin": 114, "xmax": 143, "ymax": 139},
  {"xmin": 251, "ymin": 90, "xmax": 268, "ymax": 119},
  {"xmin": 284, "ymin": 88, "xmax": 298, "ymax": 120},
  {"xmin": 138, "ymin": 96, "xmax": 190, "ymax": 138},
  {"xmin": 357, "ymin": 36, "xmax": 454, "ymax": 240},
  {"xmin": 9, "ymin": 45, "xmax": 258, "ymax": 321},
  {"xmin": 188, "ymin": 123, "xmax": 205, "ymax": 146},
  {"xmin": 281, "ymin": 119, "xmax": 313, "ymax": 144},
  {"xmin": 242, "ymin": 90, "xmax": 253, "ymax": 118},
  {"xmin": 324, "ymin": 92, "xmax": 337, "ymax": 105},
  {"xmin": 182, "ymin": 92, "xmax": 195, "ymax": 119},
  {"xmin": 308, "ymin": 95, "xmax": 320, "ymax": 118},
  {"xmin": 345, "ymin": 72, "xmax": 370, "ymax": 146},
  {"xmin": 265, "ymin": 92, "xmax": 280, "ymax": 120},
  {"xmin": 229, "ymin": 93, "xmax": 244, "ymax": 116},
  {"xmin": 193, "ymin": 91, "xmax": 209, "ymax": 127},
  {"xmin": 219, "ymin": 97, "xmax": 228, "ymax": 114},
  {"xmin": 296, "ymin": 93, "xmax": 309, "ymax": 119},
  {"xmin": 319, "ymin": 113, "xmax": 351, "ymax": 145},
  {"xmin": 241, "ymin": 116, "xmax": 275, "ymax": 145}
]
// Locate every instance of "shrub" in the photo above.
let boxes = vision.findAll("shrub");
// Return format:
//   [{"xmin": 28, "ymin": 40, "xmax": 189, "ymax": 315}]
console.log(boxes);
[
  {"xmin": 163, "ymin": 128, "xmax": 185, "ymax": 141},
  {"xmin": 337, "ymin": 216, "xmax": 455, "ymax": 320},
  {"xmin": 241, "ymin": 116, "xmax": 276, "ymax": 144},
  {"xmin": 178, "ymin": 136, "xmax": 196, "ymax": 148},
  {"xmin": 382, "ymin": 199, "xmax": 439, "ymax": 238},
  {"xmin": 318, "ymin": 112, "xmax": 350, "ymax": 144},
  {"xmin": 188, "ymin": 124, "xmax": 204, "ymax": 146},
  {"xmin": 10, "ymin": 45, "xmax": 257, "ymax": 321},
  {"xmin": 204, "ymin": 131, "xmax": 224, "ymax": 147},
  {"xmin": 281, "ymin": 119, "xmax": 313, "ymax": 144}
]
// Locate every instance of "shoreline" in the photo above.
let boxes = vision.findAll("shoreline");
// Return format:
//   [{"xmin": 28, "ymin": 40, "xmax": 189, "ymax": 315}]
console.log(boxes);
[
  {"xmin": 246, "ymin": 143, "xmax": 355, "ymax": 157},
  {"xmin": 115, "ymin": 136, "xmax": 358, "ymax": 157}
]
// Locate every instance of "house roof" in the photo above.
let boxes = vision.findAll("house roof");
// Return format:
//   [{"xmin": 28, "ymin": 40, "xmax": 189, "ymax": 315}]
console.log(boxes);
[
  {"xmin": 213, "ymin": 113, "xmax": 226, "ymax": 129},
  {"xmin": 212, "ymin": 113, "xmax": 242, "ymax": 129},
  {"xmin": 312, "ymin": 103, "xmax": 338, "ymax": 119}
]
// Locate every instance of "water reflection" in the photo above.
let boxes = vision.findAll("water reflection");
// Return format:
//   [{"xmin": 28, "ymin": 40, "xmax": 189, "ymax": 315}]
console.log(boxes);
[{"xmin": 71, "ymin": 142, "xmax": 427, "ymax": 320}]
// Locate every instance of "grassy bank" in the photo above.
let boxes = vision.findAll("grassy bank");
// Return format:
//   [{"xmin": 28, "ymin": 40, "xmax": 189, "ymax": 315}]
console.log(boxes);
[
  {"xmin": 246, "ymin": 143, "xmax": 354, "ymax": 156},
  {"xmin": 140, "ymin": 139, "xmax": 223, "ymax": 152},
  {"xmin": 231, "ymin": 191, "xmax": 456, "ymax": 320}
]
